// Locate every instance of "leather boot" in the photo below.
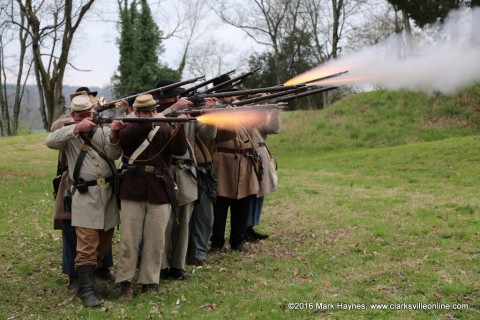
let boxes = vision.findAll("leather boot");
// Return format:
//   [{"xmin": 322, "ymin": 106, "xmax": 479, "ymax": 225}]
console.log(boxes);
[
  {"xmin": 120, "ymin": 281, "xmax": 134, "ymax": 301},
  {"xmin": 77, "ymin": 265, "xmax": 102, "ymax": 307},
  {"xmin": 68, "ymin": 275, "xmax": 80, "ymax": 292}
]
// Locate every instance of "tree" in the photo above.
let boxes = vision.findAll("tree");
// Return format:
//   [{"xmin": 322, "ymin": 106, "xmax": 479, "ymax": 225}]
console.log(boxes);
[
  {"xmin": 15, "ymin": 0, "xmax": 95, "ymax": 131},
  {"xmin": 216, "ymin": 0, "xmax": 304, "ymax": 84},
  {"xmin": 112, "ymin": 0, "xmax": 179, "ymax": 98},
  {"xmin": 0, "ymin": 2, "xmax": 32, "ymax": 136},
  {"xmin": 384, "ymin": 0, "xmax": 469, "ymax": 28}
]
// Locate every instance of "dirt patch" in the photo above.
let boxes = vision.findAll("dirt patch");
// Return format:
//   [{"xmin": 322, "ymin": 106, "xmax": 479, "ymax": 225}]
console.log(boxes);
[{"xmin": 421, "ymin": 116, "xmax": 471, "ymax": 127}]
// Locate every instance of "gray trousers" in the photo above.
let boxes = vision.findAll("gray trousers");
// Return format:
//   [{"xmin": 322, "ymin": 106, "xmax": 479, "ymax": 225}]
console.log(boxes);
[
  {"xmin": 187, "ymin": 189, "xmax": 214, "ymax": 264},
  {"xmin": 116, "ymin": 200, "xmax": 171, "ymax": 284},
  {"xmin": 162, "ymin": 201, "xmax": 195, "ymax": 270}
]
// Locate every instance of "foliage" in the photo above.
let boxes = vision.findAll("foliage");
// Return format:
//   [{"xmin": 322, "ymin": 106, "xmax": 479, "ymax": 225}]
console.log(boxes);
[
  {"xmin": 112, "ymin": 0, "xmax": 180, "ymax": 99},
  {"xmin": 384, "ymin": 0, "xmax": 479, "ymax": 27},
  {"xmin": 243, "ymin": 29, "xmax": 320, "ymax": 111}
]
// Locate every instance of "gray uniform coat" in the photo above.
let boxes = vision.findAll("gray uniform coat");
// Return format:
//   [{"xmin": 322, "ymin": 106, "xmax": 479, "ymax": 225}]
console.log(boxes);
[{"xmin": 46, "ymin": 125, "xmax": 121, "ymax": 230}]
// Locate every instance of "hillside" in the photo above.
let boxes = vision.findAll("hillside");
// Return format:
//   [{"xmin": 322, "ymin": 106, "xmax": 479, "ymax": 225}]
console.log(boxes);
[
  {"xmin": 270, "ymin": 84, "xmax": 480, "ymax": 154},
  {"xmin": 1, "ymin": 85, "xmax": 480, "ymax": 318}
]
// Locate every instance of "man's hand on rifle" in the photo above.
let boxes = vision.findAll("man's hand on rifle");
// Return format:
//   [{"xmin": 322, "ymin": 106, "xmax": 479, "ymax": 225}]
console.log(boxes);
[
  {"xmin": 74, "ymin": 118, "xmax": 97, "ymax": 135},
  {"xmin": 171, "ymin": 97, "xmax": 193, "ymax": 111},
  {"xmin": 203, "ymin": 97, "xmax": 218, "ymax": 109},
  {"xmin": 109, "ymin": 120, "xmax": 124, "ymax": 144}
]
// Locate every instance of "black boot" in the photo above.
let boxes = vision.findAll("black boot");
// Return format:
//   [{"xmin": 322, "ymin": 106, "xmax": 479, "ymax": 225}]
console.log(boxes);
[
  {"xmin": 77, "ymin": 265, "xmax": 102, "ymax": 307},
  {"xmin": 68, "ymin": 275, "xmax": 80, "ymax": 292},
  {"xmin": 96, "ymin": 268, "xmax": 116, "ymax": 282}
]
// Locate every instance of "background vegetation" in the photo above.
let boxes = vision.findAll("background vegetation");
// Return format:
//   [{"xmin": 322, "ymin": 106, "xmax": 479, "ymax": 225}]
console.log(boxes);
[{"xmin": 1, "ymin": 86, "xmax": 479, "ymax": 319}]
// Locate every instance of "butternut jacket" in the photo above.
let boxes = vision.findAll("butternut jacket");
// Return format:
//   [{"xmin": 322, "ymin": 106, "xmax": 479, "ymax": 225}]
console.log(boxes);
[
  {"xmin": 214, "ymin": 127, "xmax": 260, "ymax": 199},
  {"xmin": 252, "ymin": 110, "xmax": 281, "ymax": 197},
  {"xmin": 118, "ymin": 122, "xmax": 187, "ymax": 204},
  {"xmin": 46, "ymin": 125, "xmax": 121, "ymax": 230}
]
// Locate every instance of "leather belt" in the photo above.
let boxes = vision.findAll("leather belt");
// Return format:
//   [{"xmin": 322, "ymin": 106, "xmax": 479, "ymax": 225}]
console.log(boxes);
[
  {"xmin": 217, "ymin": 147, "xmax": 253, "ymax": 155},
  {"xmin": 172, "ymin": 159, "xmax": 194, "ymax": 166},
  {"xmin": 137, "ymin": 164, "xmax": 163, "ymax": 173},
  {"xmin": 196, "ymin": 161, "xmax": 212, "ymax": 168},
  {"xmin": 85, "ymin": 177, "xmax": 112, "ymax": 186}
]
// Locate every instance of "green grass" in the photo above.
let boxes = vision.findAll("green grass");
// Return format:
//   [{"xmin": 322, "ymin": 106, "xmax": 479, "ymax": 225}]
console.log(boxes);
[{"xmin": 1, "ymin": 86, "xmax": 480, "ymax": 319}]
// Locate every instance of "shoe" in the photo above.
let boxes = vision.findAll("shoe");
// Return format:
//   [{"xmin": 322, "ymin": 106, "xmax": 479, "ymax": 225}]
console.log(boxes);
[
  {"xmin": 187, "ymin": 258, "xmax": 205, "ymax": 266},
  {"xmin": 141, "ymin": 284, "xmax": 159, "ymax": 293},
  {"xmin": 231, "ymin": 243, "xmax": 245, "ymax": 252},
  {"xmin": 245, "ymin": 228, "xmax": 259, "ymax": 243},
  {"xmin": 249, "ymin": 227, "xmax": 269, "ymax": 240},
  {"xmin": 120, "ymin": 281, "xmax": 133, "ymax": 301},
  {"xmin": 209, "ymin": 244, "xmax": 223, "ymax": 253},
  {"xmin": 160, "ymin": 268, "xmax": 169, "ymax": 280},
  {"xmin": 169, "ymin": 268, "xmax": 191, "ymax": 280},
  {"xmin": 67, "ymin": 275, "xmax": 80, "ymax": 293},
  {"xmin": 96, "ymin": 268, "xmax": 116, "ymax": 282}
]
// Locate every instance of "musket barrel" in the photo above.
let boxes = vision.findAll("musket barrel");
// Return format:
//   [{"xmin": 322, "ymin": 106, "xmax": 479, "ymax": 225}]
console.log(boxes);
[
  {"xmin": 182, "ymin": 69, "xmax": 236, "ymax": 95},
  {"xmin": 64, "ymin": 117, "xmax": 196, "ymax": 126},
  {"xmin": 203, "ymin": 67, "xmax": 262, "ymax": 93},
  {"xmin": 232, "ymin": 87, "xmax": 309, "ymax": 106},
  {"xmin": 95, "ymin": 75, "xmax": 205, "ymax": 112},
  {"xmin": 173, "ymin": 103, "xmax": 287, "ymax": 116},
  {"xmin": 275, "ymin": 86, "xmax": 338, "ymax": 102}
]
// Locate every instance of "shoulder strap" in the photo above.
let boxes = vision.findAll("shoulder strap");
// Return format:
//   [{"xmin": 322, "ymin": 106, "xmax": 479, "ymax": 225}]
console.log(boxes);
[
  {"xmin": 72, "ymin": 129, "xmax": 96, "ymax": 184},
  {"xmin": 128, "ymin": 126, "xmax": 160, "ymax": 164}
]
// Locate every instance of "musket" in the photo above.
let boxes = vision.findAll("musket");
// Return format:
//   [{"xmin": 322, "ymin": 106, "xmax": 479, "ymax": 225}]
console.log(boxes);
[
  {"xmin": 274, "ymin": 85, "xmax": 338, "ymax": 103},
  {"xmin": 168, "ymin": 103, "xmax": 288, "ymax": 117},
  {"xmin": 203, "ymin": 67, "xmax": 262, "ymax": 93},
  {"xmin": 65, "ymin": 116, "xmax": 196, "ymax": 126},
  {"xmin": 181, "ymin": 69, "xmax": 236, "ymax": 96},
  {"xmin": 232, "ymin": 87, "xmax": 310, "ymax": 106},
  {"xmin": 190, "ymin": 70, "xmax": 348, "ymax": 102},
  {"xmin": 95, "ymin": 75, "xmax": 205, "ymax": 113}
]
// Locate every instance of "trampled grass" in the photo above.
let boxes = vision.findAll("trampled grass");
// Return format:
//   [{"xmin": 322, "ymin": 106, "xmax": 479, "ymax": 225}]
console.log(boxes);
[{"xmin": 1, "ymin": 88, "xmax": 480, "ymax": 319}]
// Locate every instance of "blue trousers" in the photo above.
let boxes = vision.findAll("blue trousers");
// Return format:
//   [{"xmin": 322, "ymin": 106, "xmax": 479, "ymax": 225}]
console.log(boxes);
[
  {"xmin": 247, "ymin": 196, "xmax": 264, "ymax": 228},
  {"xmin": 61, "ymin": 219, "xmax": 113, "ymax": 276},
  {"xmin": 187, "ymin": 187, "xmax": 214, "ymax": 263}
]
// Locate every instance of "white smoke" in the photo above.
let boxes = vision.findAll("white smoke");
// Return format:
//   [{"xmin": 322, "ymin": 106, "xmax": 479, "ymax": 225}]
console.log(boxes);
[{"xmin": 309, "ymin": 7, "xmax": 480, "ymax": 94}]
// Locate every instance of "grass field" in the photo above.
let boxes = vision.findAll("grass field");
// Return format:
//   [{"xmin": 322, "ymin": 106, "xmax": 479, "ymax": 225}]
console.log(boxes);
[{"xmin": 1, "ymin": 88, "xmax": 479, "ymax": 319}]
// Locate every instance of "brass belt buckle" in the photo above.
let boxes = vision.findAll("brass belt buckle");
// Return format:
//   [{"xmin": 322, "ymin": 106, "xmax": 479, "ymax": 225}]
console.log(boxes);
[
  {"xmin": 144, "ymin": 165, "xmax": 155, "ymax": 173},
  {"xmin": 96, "ymin": 177, "xmax": 106, "ymax": 185}
]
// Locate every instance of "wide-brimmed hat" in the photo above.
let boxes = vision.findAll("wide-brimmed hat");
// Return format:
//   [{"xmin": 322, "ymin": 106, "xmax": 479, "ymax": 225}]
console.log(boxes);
[
  {"xmin": 123, "ymin": 92, "xmax": 138, "ymax": 107},
  {"xmin": 153, "ymin": 79, "xmax": 185, "ymax": 99},
  {"xmin": 70, "ymin": 95, "xmax": 93, "ymax": 112},
  {"xmin": 212, "ymin": 75, "xmax": 238, "ymax": 93},
  {"xmin": 133, "ymin": 94, "xmax": 158, "ymax": 111},
  {"xmin": 76, "ymin": 86, "xmax": 98, "ymax": 97}
]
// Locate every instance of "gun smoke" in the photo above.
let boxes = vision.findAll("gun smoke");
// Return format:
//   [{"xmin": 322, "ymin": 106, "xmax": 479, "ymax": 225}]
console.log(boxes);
[{"xmin": 292, "ymin": 7, "xmax": 480, "ymax": 95}]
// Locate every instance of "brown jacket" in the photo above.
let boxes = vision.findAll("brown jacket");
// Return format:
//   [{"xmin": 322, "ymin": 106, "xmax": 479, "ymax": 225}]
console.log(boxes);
[
  {"xmin": 214, "ymin": 127, "xmax": 260, "ymax": 199},
  {"xmin": 118, "ymin": 122, "xmax": 187, "ymax": 204}
]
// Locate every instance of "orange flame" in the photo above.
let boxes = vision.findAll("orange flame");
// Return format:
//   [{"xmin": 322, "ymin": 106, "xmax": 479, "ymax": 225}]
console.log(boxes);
[
  {"xmin": 285, "ymin": 66, "xmax": 346, "ymax": 86},
  {"xmin": 307, "ymin": 76, "xmax": 371, "ymax": 86},
  {"xmin": 197, "ymin": 110, "xmax": 268, "ymax": 130}
]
